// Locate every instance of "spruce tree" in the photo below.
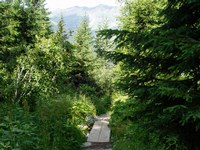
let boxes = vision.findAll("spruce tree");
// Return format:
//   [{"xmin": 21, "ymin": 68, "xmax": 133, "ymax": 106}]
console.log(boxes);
[
  {"xmin": 70, "ymin": 16, "xmax": 94, "ymax": 86},
  {"xmin": 94, "ymin": 21, "xmax": 111, "ymax": 57},
  {"xmin": 102, "ymin": 0, "xmax": 200, "ymax": 149},
  {"xmin": 0, "ymin": 1, "xmax": 20, "ymax": 101},
  {"xmin": 56, "ymin": 15, "xmax": 72, "ymax": 52},
  {"xmin": 18, "ymin": 0, "xmax": 52, "ymax": 45},
  {"xmin": 73, "ymin": 16, "xmax": 92, "ymax": 57},
  {"xmin": 0, "ymin": 0, "xmax": 52, "ymax": 103},
  {"xmin": 93, "ymin": 22, "xmax": 114, "ymax": 94}
]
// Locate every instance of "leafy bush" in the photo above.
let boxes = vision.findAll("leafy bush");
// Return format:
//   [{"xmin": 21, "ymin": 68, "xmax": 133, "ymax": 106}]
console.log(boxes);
[
  {"xmin": 36, "ymin": 92, "xmax": 96, "ymax": 149},
  {"xmin": 0, "ymin": 89, "xmax": 96, "ymax": 150},
  {"xmin": 79, "ymin": 84, "xmax": 97, "ymax": 97},
  {"xmin": 69, "ymin": 94, "xmax": 96, "ymax": 131},
  {"xmin": 0, "ymin": 104, "xmax": 39, "ymax": 150},
  {"xmin": 79, "ymin": 84, "xmax": 112, "ymax": 115},
  {"xmin": 92, "ymin": 95, "xmax": 112, "ymax": 115},
  {"xmin": 111, "ymin": 99, "xmax": 165, "ymax": 150}
]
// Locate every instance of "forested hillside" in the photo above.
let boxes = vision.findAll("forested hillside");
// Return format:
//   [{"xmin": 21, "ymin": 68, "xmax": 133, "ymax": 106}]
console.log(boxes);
[{"xmin": 1, "ymin": 0, "xmax": 200, "ymax": 150}]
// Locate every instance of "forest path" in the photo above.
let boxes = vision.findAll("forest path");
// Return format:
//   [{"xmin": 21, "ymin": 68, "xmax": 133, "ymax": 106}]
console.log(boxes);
[{"xmin": 83, "ymin": 114, "xmax": 112, "ymax": 150}]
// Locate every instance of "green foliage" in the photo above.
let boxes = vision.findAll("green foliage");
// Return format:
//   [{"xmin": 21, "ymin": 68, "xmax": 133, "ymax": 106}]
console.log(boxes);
[
  {"xmin": 93, "ymin": 23, "xmax": 115, "ymax": 95},
  {"xmin": 102, "ymin": 0, "xmax": 200, "ymax": 149},
  {"xmin": 69, "ymin": 95, "xmax": 96, "ymax": 127},
  {"xmin": 36, "ymin": 90, "xmax": 96, "ymax": 149},
  {"xmin": 93, "ymin": 95, "xmax": 112, "ymax": 115},
  {"xmin": 0, "ymin": 0, "xmax": 53, "ymax": 105},
  {"xmin": 79, "ymin": 84, "xmax": 97, "ymax": 96},
  {"xmin": 8, "ymin": 34, "xmax": 71, "ymax": 109},
  {"xmin": 73, "ymin": 16, "xmax": 92, "ymax": 50},
  {"xmin": 0, "ymin": 0, "xmax": 114, "ymax": 149},
  {"xmin": 36, "ymin": 92, "xmax": 93, "ymax": 150},
  {"xmin": 118, "ymin": 0, "xmax": 165, "ymax": 31},
  {"xmin": 0, "ymin": 89, "xmax": 96, "ymax": 150},
  {"xmin": 88, "ymin": 58, "xmax": 114, "ymax": 95},
  {"xmin": 94, "ymin": 21, "xmax": 113, "ymax": 57},
  {"xmin": 69, "ymin": 16, "xmax": 95, "ymax": 87},
  {"xmin": 111, "ymin": 98, "xmax": 166, "ymax": 150},
  {"xmin": 0, "ymin": 104, "xmax": 39, "ymax": 150},
  {"xmin": 78, "ymin": 84, "xmax": 112, "ymax": 115},
  {"xmin": 56, "ymin": 15, "xmax": 72, "ymax": 52}
]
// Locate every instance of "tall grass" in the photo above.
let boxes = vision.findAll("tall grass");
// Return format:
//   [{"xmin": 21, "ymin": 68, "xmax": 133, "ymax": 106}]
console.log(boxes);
[{"xmin": 0, "ymin": 87, "xmax": 96, "ymax": 150}]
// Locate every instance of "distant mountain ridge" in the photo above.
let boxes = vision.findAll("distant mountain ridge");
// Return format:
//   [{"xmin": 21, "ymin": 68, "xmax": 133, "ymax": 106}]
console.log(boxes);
[{"xmin": 49, "ymin": 4, "xmax": 120, "ymax": 31}]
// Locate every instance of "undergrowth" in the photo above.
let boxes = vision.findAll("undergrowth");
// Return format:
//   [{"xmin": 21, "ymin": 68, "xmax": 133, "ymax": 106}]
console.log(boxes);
[
  {"xmin": 111, "ymin": 92, "xmax": 192, "ymax": 150},
  {"xmin": 0, "ymin": 86, "xmax": 96, "ymax": 150},
  {"xmin": 110, "ymin": 94, "xmax": 165, "ymax": 150},
  {"xmin": 0, "ymin": 84, "xmax": 113, "ymax": 150}
]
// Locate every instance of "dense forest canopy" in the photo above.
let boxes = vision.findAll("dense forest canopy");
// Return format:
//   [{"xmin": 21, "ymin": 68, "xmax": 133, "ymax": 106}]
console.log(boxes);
[{"xmin": 0, "ymin": 0, "xmax": 200, "ymax": 149}]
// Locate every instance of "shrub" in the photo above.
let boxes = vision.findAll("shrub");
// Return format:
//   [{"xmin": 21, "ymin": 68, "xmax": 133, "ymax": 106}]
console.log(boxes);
[
  {"xmin": 0, "ymin": 104, "xmax": 39, "ymax": 150},
  {"xmin": 0, "ymin": 90, "xmax": 96, "ymax": 150},
  {"xmin": 36, "ymin": 92, "xmax": 96, "ymax": 149},
  {"xmin": 111, "ymin": 98, "xmax": 165, "ymax": 150}
]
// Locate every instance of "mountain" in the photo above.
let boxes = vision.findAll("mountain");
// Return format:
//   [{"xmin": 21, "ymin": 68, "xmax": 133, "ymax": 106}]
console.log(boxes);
[{"xmin": 49, "ymin": 4, "xmax": 120, "ymax": 31}]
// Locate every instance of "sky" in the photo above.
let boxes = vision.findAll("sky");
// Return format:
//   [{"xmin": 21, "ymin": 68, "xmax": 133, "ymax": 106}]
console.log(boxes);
[{"xmin": 45, "ymin": 0, "xmax": 118, "ymax": 10}]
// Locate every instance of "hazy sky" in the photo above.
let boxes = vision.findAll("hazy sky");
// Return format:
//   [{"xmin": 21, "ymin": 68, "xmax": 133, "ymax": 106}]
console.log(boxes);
[{"xmin": 46, "ymin": 0, "xmax": 118, "ymax": 10}]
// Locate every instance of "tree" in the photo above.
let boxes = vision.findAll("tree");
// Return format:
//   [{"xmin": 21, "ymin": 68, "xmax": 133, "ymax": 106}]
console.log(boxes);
[
  {"xmin": 118, "ymin": 0, "xmax": 164, "ymax": 31},
  {"xmin": 69, "ymin": 16, "xmax": 94, "ymax": 86},
  {"xmin": 73, "ymin": 16, "xmax": 92, "ymax": 51},
  {"xmin": 55, "ymin": 15, "xmax": 72, "ymax": 52},
  {"xmin": 0, "ymin": 1, "xmax": 24, "ymax": 102},
  {"xmin": 20, "ymin": 0, "xmax": 52, "ymax": 42},
  {"xmin": 94, "ymin": 21, "xmax": 112, "ymax": 57},
  {"xmin": 93, "ymin": 22, "xmax": 115, "ymax": 95},
  {"xmin": 0, "ymin": 0, "xmax": 52, "ymax": 104},
  {"xmin": 102, "ymin": 0, "xmax": 200, "ymax": 149},
  {"xmin": 0, "ymin": 1, "xmax": 21, "ymax": 72}
]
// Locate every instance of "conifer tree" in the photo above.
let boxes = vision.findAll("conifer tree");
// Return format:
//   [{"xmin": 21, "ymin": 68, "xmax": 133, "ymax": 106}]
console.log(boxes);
[
  {"xmin": 69, "ymin": 16, "xmax": 94, "ymax": 86},
  {"xmin": 0, "ymin": 1, "xmax": 21, "ymax": 101},
  {"xmin": 94, "ymin": 21, "xmax": 111, "ymax": 57},
  {"xmin": 73, "ymin": 16, "xmax": 92, "ymax": 58},
  {"xmin": 93, "ymin": 22, "xmax": 114, "ymax": 94},
  {"xmin": 0, "ymin": 0, "xmax": 52, "ymax": 103},
  {"xmin": 18, "ymin": 0, "xmax": 52, "ymax": 45},
  {"xmin": 102, "ymin": 0, "xmax": 200, "ymax": 149},
  {"xmin": 56, "ymin": 15, "xmax": 72, "ymax": 52}
]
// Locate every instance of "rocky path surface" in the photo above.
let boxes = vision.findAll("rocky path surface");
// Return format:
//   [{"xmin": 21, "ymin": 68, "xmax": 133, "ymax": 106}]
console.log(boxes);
[{"xmin": 83, "ymin": 114, "xmax": 112, "ymax": 150}]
